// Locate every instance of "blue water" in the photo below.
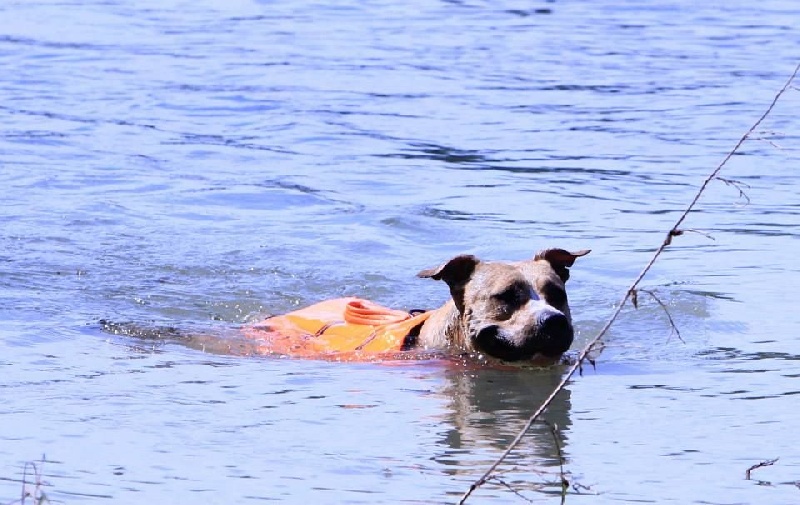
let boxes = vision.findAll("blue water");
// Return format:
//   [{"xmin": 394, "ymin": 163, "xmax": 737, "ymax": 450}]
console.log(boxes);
[{"xmin": 2, "ymin": 0, "xmax": 800, "ymax": 503}]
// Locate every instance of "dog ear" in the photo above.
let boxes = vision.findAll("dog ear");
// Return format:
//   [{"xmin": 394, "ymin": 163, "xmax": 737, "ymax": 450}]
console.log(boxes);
[
  {"xmin": 418, "ymin": 255, "xmax": 480, "ymax": 313},
  {"xmin": 417, "ymin": 254, "xmax": 479, "ymax": 284},
  {"xmin": 534, "ymin": 249, "xmax": 590, "ymax": 282}
]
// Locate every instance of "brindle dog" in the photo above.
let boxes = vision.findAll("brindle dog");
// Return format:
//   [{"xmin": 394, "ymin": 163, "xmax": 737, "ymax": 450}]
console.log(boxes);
[
  {"xmin": 414, "ymin": 248, "xmax": 589, "ymax": 364},
  {"xmin": 101, "ymin": 248, "xmax": 589, "ymax": 364}
]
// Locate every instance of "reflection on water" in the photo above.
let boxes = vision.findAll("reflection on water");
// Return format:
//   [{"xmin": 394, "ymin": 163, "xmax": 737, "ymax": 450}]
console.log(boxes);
[{"xmin": 434, "ymin": 367, "xmax": 572, "ymax": 496}]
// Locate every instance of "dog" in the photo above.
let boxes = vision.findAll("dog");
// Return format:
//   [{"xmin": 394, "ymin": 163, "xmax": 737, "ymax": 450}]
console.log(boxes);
[{"xmin": 239, "ymin": 248, "xmax": 589, "ymax": 364}]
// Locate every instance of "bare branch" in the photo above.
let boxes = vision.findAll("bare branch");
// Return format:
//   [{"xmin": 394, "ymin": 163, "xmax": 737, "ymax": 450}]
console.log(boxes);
[
  {"xmin": 751, "ymin": 129, "xmax": 786, "ymax": 149},
  {"xmin": 458, "ymin": 61, "xmax": 800, "ymax": 505},
  {"xmin": 485, "ymin": 476, "xmax": 537, "ymax": 503},
  {"xmin": 9, "ymin": 456, "xmax": 49, "ymax": 505},
  {"xmin": 680, "ymin": 229, "xmax": 716, "ymax": 241},
  {"xmin": 572, "ymin": 482, "xmax": 595, "ymax": 494},
  {"xmin": 745, "ymin": 458, "xmax": 779, "ymax": 480},
  {"xmin": 715, "ymin": 176, "xmax": 752, "ymax": 204},
  {"xmin": 639, "ymin": 289, "xmax": 685, "ymax": 344},
  {"xmin": 754, "ymin": 137, "xmax": 784, "ymax": 149},
  {"xmin": 541, "ymin": 421, "xmax": 570, "ymax": 497}
]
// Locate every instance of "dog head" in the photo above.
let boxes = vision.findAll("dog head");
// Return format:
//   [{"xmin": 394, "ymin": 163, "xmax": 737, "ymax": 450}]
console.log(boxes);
[{"xmin": 417, "ymin": 248, "xmax": 590, "ymax": 362}]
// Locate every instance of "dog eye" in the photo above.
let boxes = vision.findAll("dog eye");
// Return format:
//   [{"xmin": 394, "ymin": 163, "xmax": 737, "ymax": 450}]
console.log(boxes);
[
  {"xmin": 493, "ymin": 286, "xmax": 530, "ymax": 307},
  {"xmin": 541, "ymin": 283, "xmax": 567, "ymax": 307}
]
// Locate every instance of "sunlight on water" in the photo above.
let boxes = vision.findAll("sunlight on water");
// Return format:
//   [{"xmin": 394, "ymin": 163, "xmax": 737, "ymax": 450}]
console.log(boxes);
[{"xmin": 1, "ymin": 0, "xmax": 800, "ymax": 503}]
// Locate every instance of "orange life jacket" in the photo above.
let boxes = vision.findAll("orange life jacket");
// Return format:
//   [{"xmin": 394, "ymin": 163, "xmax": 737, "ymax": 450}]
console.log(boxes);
[{"xmin": 241, "ymin": 297, "xmax": 432, "ymax": 361}]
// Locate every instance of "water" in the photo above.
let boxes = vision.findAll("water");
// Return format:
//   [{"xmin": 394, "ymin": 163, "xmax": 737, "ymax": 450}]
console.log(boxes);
[{"xmin": 2, "ymin": 0, "xmax": 799, "ymax": 503}]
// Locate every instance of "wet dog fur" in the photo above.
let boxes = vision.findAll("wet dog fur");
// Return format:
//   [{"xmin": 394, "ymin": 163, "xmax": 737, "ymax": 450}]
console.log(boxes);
[
  {"xmin": 101, "ymin": 248, "xmax": 589, "ymax": 364},
  {"xmin": 413, "ymin": 248, "xmax": 590, "ymax": 364}
]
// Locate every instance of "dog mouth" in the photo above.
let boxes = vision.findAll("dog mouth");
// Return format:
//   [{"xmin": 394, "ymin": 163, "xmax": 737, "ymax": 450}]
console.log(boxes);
[{"xmin": 472, "ymin": 314, "xmax": 574, "ymax": 362}]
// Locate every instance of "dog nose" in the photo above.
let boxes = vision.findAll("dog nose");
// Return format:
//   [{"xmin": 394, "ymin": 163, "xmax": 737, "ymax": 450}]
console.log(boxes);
[{"xmin": 536, "ymin": 311, "xmax": 574, "ymax": 356}]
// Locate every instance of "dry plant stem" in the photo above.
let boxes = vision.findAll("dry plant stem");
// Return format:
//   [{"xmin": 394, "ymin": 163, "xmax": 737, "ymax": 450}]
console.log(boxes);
[
  {"xmin": 571, "ymin": 482, "xmax": 594, "ymax": 494},
  {"xmin": 458, "ymin": 61, "xmax": 800, "ymax": 505},
  {"xmin": 680, "ymin": 229, "xmax": 716, "ymax": 241},
  {"xmin": 745, "ymin": 458, "xmax": 779, "ymax": 480},
  {"xmin": 542, "ymin": 421, "xmax": 569, "ymax": 493},
  {"xmin": 486, "ymin": 477, "xmax": 536, "ymax": 503},
  {"xmin": 639, "ymin": 289, "xmax": 684, "ymax": 344},
  {"xmin": 8, "ymin": 456, "xmax": 48, "ymax": 505},
  {"xmin": 20, "ymin": 462, "xmax": 28, "ymax": 505},
  {"xmin": 542, "ymin": 421, "xmax": 570, "ymax": 503},
  {"xmin": 480, "ymin": 422, "xmax": 570, "ymax": 503}
]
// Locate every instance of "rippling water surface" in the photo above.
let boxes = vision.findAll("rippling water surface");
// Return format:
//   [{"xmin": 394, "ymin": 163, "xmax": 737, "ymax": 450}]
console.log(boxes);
[{"xmin": 2, "ymin": 0, "xmax": 799, "ymax": 503}]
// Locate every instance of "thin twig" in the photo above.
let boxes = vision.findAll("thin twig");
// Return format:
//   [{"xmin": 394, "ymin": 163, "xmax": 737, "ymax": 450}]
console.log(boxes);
[
  {"xmin": 745, "ymin": 458, "xmax": 779, "ymax": 480},
  {"xmin": 541, "ymin": 421, "xmax": 569, "ymax": 495},
  {"xmin": 478, "ymin": 422, "xmax": 576, "ymax": 502},
  {"xmin": 715, "ymin": 177, "xmax": 752, "ymax": 204},
  {"xmin": 754, "ymin": 138, "xmax": 784, "ymax": 150},
  {"xmin": 20, "ymin": 462, "xmax": 28, "ymax": 505},
  {"xmin": 751, "ymin": 129, "xmax": 785, "ymax": 150},
  {"xmin": 678, "ymin": 229, "xmax": 716, "ymax": 241},
  {"xmin": 7, "ymin": 456, "xmax": 49, "ymax": 505},
  {"xmin": 486, "ymin": 476, "xmax": 537, "ymax": 503},
  {"xmin": 638, "ymin": 289, "xmax": 685, "ymax": 344},
  {"xmin": 458, "ymin": 61, "xmax": 800, "ymax": 505},
  {"xmin": 571, "ymin": 482, "xmax": 595, "ymax": 494}
]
